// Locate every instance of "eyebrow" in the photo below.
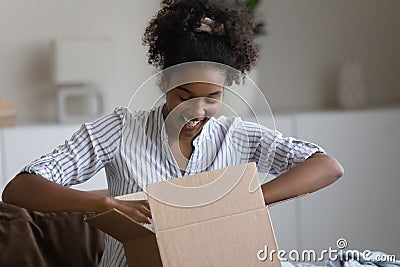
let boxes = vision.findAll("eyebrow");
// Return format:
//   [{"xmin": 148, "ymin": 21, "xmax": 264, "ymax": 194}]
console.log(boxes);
[{"xmin": 176, "ymin": 85, "xmax": 223, "ymax": 96}]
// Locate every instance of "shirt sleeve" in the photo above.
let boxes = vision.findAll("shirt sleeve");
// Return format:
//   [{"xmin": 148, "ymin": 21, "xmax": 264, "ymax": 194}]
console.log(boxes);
[
  {"xmin": 242, "ymin": 121, "xmax": 325, "ymax": 176},
  {"xmin": 20, "ymin": 107, "xmax": 126, "ymax": 187}
]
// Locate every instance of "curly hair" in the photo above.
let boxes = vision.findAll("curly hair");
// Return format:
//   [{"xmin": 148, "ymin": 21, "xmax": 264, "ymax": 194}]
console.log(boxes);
[{"xmin": 142, "ymin": 0, "xmax": 259, "ymax": 84}]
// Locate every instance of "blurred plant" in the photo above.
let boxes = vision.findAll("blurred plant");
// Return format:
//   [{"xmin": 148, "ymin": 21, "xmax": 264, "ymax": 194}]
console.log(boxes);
[{"xmin": 238, "ymin": 0, "xmax": 266, "ymax": 35}]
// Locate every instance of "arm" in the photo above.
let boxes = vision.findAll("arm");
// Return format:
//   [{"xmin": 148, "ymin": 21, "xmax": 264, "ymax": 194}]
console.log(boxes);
[
  {"xmin": 241, "ymin": 121, "xmax": 343, "ymax": 205},
  {"xmin": 261, "ymin": 152, "xmax": 344, "ymax": 205},
  {"xmin": 1, "ymin": 108, "xmax": 151, "ymax": 223},
  {"xmin": 2, "ymin": 172, "xmax": 152, "ymax": 223}
]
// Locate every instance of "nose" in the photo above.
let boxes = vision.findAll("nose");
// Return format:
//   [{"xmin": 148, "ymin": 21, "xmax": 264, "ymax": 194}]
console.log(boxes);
[{"xmin": 186, "ymin": 98, "xmax": 206, "ymax": 118}]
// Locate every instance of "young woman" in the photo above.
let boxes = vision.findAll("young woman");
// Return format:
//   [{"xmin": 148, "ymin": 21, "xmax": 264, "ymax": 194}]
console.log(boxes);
[{"xmin": 2, "ymin": 0, "xmax": 344, "ymax": 266}]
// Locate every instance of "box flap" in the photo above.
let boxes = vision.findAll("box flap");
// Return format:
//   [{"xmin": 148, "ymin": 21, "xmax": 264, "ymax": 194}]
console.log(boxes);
[
  {"xmin": 123, "ymin": 234, "xmax": 162, "ymax": 267},
  {"xmin": 147, "ymin": 162, "xmax": 265, "ymax": 231},
  {"xmin": 85, "ymin": 208, "xmax": 154, "ymax": 242},
  {"xmin": 115, "ymin": 191, "xmax": 148, "ymax": 201}
]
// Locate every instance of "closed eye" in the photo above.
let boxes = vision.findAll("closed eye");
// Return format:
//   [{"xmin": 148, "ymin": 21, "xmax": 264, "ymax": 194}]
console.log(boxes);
[
  {"xmin": 205, "ymin": 98, "xmax": 217, "ymax": 104},
  {"xmin": 180, "ymin": 97, "xmax": 218, "ymax": 104}
]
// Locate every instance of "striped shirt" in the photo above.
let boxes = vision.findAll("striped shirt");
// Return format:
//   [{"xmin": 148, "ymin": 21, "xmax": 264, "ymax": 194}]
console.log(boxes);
[{"xmin": 22, "ymin": 104, "xmax": 324, "ymax": 267}]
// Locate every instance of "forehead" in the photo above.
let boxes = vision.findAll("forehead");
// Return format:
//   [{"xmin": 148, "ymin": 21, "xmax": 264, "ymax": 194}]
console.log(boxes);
[
  {"xmin": 173, "ymin": 82, "xmax": 223, "ymax": 97},
  {"xmin": 164, "ymin": 66, "xmax": 226, "ymax": 91}
]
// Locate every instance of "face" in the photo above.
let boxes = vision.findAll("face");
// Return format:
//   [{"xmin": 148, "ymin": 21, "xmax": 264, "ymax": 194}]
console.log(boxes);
[{"xmin": 162, "ymin": 67, "xmax": 225, "ymax": 140}]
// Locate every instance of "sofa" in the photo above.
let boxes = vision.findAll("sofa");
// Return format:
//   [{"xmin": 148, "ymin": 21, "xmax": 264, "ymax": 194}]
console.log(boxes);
[{"xmin": 0, "ymin": 201, "xmax": 105, "ymax": 267}]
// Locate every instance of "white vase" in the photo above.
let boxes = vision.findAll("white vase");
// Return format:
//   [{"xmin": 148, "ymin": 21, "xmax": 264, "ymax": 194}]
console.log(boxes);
[{"xmin": 338, "ymin": 61, "xmax": 368, "ymax": 110}]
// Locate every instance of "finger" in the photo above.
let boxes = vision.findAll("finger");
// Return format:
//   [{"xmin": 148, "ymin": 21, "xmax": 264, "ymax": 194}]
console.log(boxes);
[
  {"xmin": 136, "ymin": 201, "xmax": 151, "ymax": 217},
  {"xmin": 130, "ymin": 210, "xmax": 150, "ymax": 224},
  {"xmin": 137, "ymin": 211, "xmax": 152, "ymax": 224},
  {"xmin": 137, "ymin": 200, "xmax": 150, "ymax": 210},
  {"xmin": 128, "ymin": 200, "xmax": 150, "ymax": 210},
  {"xmin": 139, "ymin": 206, "xmax": 152, "ymax": 218}
]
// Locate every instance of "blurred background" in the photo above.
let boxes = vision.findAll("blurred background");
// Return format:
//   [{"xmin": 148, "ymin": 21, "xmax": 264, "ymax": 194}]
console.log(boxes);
[
  {"xmin": 0, "ymin": 0, "xmax": 399, "ymax": 123},
  {"xmin": 0, "ymin": 0, "xmax": 399, "ymax": 262}
]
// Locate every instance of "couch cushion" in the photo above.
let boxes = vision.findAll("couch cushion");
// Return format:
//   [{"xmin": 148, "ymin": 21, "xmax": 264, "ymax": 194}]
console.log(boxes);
[{"xmin": 0, "ymin": 201, "xmax": 104, "ymax": 267}]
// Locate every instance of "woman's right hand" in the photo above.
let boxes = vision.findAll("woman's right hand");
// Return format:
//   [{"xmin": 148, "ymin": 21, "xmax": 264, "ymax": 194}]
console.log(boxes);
[
  {"xmin": 107, "ymin": 198, "xmax": 152, "ymax": 224},
  {"xmin": 3, "ymin": 173, "xmax": 152, "ymax": 225}
]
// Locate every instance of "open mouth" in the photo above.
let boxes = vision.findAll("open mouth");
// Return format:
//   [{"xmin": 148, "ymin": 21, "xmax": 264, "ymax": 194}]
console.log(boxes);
[
  {"xmin": 186, "ymin": 119, "xmax": 202, "ymax": 127},
  {"xmin": 183, "ymin": 117, "xmax": 206, "ymax": 128}
]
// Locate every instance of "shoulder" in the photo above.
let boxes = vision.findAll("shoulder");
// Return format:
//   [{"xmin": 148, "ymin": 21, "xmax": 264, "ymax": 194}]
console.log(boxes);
[
  {"xmin": 211, "ymin": 115, "xmax": 241, "ymax": 128},
  {"xmin": 112, "ymin": 106, "xmax": 151, "ymax": 120},
  {"xmin": 81, "ymin": 106, "xmax": 159, "ymax": 137},
  {"xmin": 211, "ymin": 115, "xmax": 275, "ymax": 135},
  {"xmin": 105, "ymin": 106, "xmax": 160, "ymax": 124}
]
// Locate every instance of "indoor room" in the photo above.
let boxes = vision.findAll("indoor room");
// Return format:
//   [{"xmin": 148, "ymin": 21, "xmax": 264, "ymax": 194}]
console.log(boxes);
[{"xmin": 0, "ymin": 0, "xmax": 399, "ymax": 266}]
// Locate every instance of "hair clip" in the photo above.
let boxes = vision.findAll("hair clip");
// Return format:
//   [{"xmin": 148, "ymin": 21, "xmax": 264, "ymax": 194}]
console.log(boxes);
[{"xmin": 194, "ymin": 17, "xmax": 226, "ymax": 36}]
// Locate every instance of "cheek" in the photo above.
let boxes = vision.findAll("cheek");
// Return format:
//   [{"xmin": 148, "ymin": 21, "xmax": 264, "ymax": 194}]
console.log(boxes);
[
  {"xmin": 206, "ymin": 103, "xmax": 222, "ymax": 117},
  {"xmin": 165, "ymin": 94, "xmax": 179, "ymax": 111}
]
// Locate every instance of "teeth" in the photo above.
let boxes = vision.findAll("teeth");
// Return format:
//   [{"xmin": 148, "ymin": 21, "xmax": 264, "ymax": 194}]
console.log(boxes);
[{"xmin": 186, "ymin": 119, "xmax": 201, "ymax": 127}]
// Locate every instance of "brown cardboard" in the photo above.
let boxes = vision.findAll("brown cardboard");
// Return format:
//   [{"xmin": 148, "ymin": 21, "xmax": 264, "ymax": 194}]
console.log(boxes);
[
  {"xmin": 85, "ymin": 208, "xmax": 162, "ymax": 266},
  {"xmin": 86, "ymin": 162, "xmax": 281, "ymax": 267}
]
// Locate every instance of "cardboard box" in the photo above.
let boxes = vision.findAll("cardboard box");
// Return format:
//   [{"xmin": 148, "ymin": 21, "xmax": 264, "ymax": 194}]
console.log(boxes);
[{"xmin": 86, "ymin": 162, "xmax": 281, "ymax": 267}]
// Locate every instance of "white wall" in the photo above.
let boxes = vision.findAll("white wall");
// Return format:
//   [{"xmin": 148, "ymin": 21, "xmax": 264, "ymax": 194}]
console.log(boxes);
[
  {"xmin": 0, "ymin": 0, "xmax": 160, "ymax": 123},
  {"xmin": 257, "ymin": 0, "xmax": 400, "ymax": 114}
]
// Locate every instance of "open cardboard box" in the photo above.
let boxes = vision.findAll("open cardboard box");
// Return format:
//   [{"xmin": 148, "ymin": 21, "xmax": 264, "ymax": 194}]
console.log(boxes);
[{"xmin": 86, "ymin": 162, "xmax": 282, "ymax": 266}]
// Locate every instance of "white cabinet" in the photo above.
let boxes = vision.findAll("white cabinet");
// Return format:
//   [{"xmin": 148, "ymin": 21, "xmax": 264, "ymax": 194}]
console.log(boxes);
[
  {"xmin": 1, "ymin": 124, "xmax": 107, "ymax": 192},
  {"xmin": 250, "ymin": 109, "xmax": 400, "ymax": 257},
  {"xmin": 295, "ymin": 108, "xmax": 400, "ymax": 257}
]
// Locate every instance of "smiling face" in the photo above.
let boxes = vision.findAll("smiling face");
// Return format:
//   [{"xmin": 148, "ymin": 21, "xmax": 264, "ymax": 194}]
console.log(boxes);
[{"xmin": 162, "ymin": 67, "xmax": 225, "ymax": 141}]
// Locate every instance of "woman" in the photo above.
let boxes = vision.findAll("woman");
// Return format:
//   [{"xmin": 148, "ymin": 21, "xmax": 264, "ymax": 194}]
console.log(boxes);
[{"xmin": 2, "ymin": 0, "xmax": 344, "ymax": 266}]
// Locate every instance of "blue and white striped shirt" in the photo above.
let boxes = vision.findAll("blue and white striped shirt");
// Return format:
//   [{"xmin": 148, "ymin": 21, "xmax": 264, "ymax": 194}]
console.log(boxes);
[{"xmin": 23, "ymin": 104, "xmax": 324, "ymax": 266}]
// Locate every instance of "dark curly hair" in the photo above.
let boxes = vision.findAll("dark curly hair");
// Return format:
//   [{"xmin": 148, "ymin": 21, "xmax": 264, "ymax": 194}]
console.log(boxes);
[{"xmin": 142, "ymin": 0, "xmax": 259, "ymax": 84}]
